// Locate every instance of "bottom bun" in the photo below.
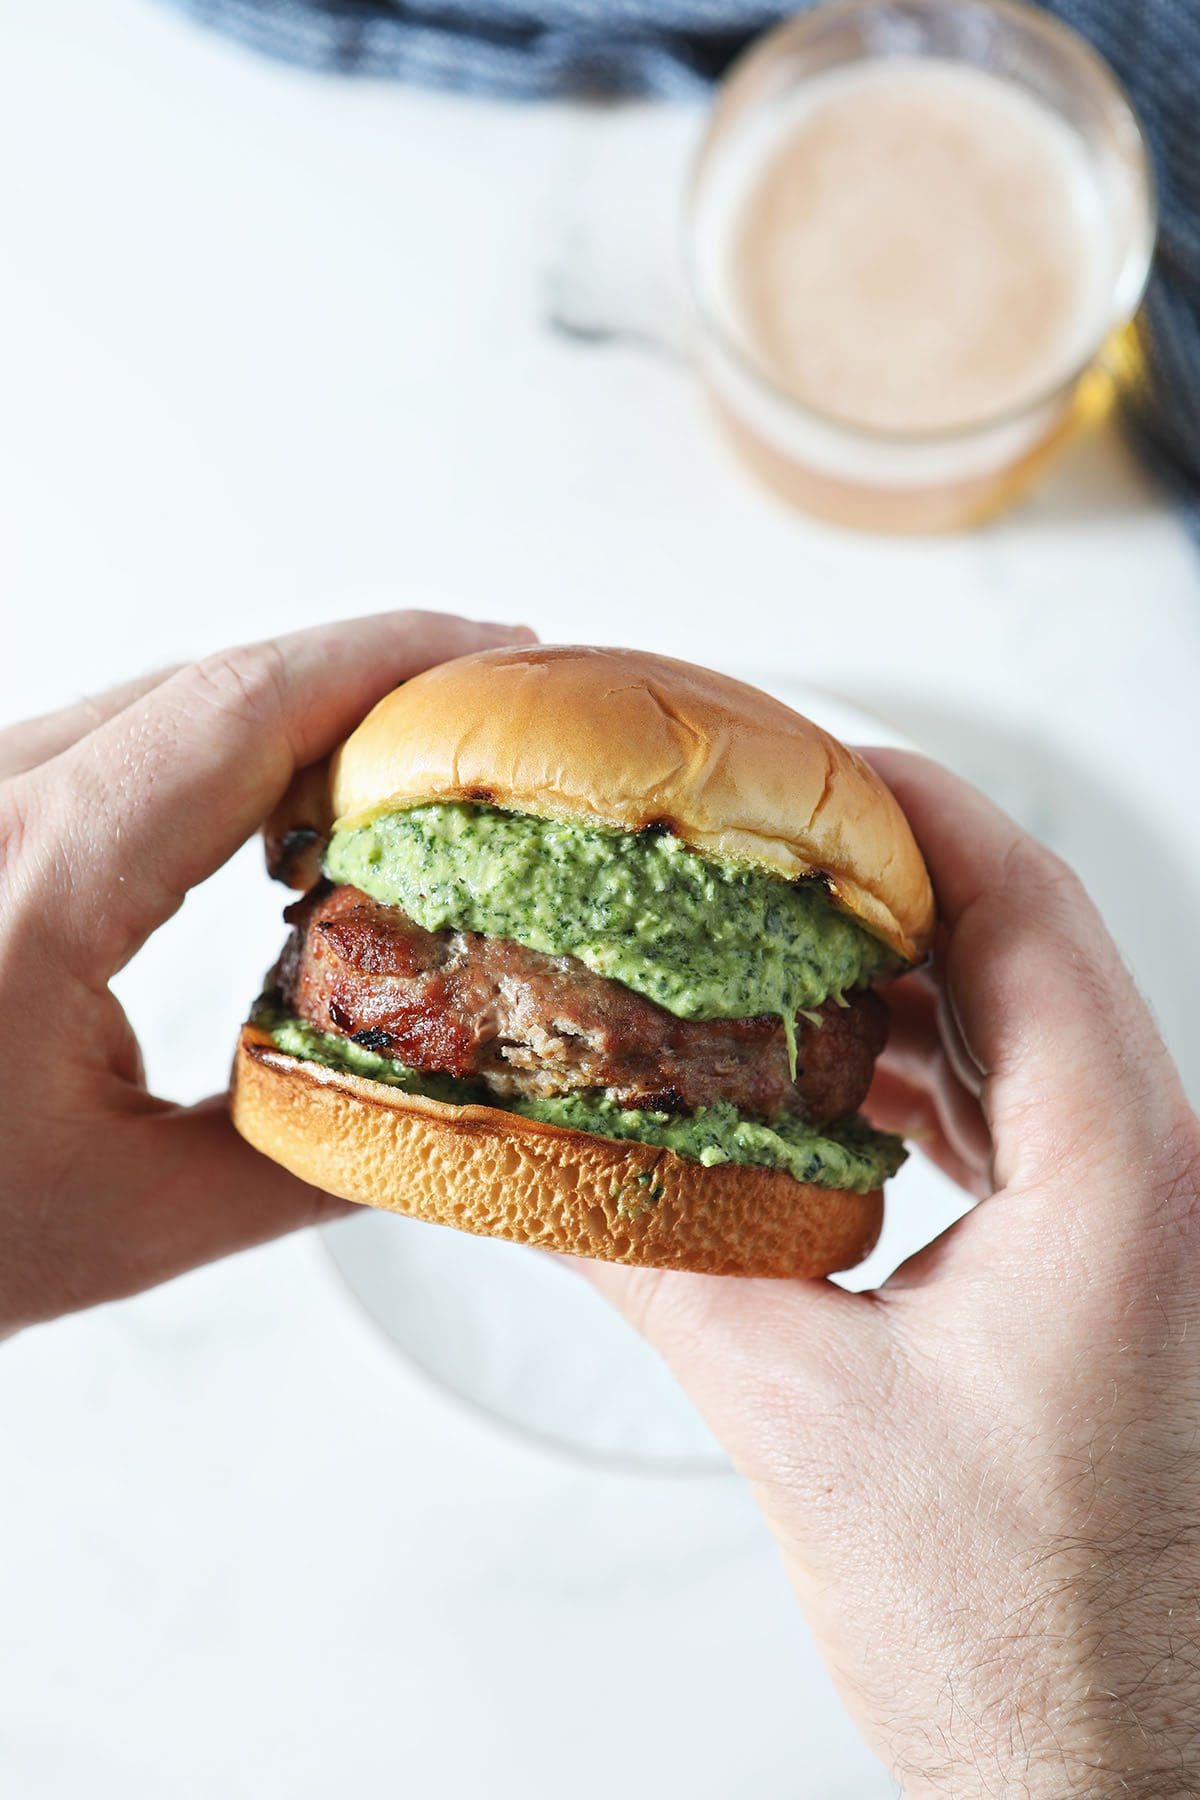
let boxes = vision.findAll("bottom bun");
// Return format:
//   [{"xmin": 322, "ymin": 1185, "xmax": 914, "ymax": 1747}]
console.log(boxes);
[{"xmin": 232, "ymin": 1024, "xmax": 883, "ymax": 1279}]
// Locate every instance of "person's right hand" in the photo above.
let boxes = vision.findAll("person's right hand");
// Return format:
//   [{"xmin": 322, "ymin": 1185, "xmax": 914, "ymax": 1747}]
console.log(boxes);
[{"xmin": 590, "ymin": 753, "xmax": 1200, "ymax": 1798}]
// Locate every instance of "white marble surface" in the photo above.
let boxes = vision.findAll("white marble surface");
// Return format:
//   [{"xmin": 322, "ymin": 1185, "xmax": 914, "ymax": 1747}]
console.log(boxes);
[{"xmin": 2, "ymin": 3, "xmax": 1199, "ymax": 1797}]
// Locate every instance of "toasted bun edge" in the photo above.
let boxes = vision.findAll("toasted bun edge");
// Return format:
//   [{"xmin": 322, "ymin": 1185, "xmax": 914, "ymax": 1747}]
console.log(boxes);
[{"xmin": 232, "ymin": 1024, "xmax": 884, "ymax": 1279}]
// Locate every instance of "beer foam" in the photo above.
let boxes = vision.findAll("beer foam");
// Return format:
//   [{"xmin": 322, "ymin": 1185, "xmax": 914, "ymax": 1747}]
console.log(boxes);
[{"xmin": 699, "ymin": 58, "xmax": 1117, "ymax": 434}]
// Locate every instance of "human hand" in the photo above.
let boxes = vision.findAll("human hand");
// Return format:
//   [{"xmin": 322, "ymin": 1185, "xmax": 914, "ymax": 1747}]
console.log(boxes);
[
  {"xmin": 590, "ymin": 752, "xmax": 1200, "ymax": 1797},
  {"xmin": 0, "ymin": 611, "xmax": 531, "ymax": 1338}
]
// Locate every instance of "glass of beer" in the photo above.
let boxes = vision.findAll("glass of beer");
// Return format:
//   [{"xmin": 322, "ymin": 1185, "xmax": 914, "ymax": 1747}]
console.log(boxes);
[{"xmin": 686, "ymin": 0, "xmax": 1156, "ymax": 532}]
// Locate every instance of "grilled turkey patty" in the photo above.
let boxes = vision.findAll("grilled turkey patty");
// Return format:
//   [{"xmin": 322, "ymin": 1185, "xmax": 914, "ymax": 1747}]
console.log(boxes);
[{"xmin": 276, "ymin": 882, "xmax": 887, "ymax": 1125}]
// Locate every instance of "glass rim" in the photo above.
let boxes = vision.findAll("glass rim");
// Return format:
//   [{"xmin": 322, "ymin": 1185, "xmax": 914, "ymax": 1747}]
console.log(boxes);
[{"xmin": 685, "ymin": 0, "xmax": 1158, "ymax": 448}]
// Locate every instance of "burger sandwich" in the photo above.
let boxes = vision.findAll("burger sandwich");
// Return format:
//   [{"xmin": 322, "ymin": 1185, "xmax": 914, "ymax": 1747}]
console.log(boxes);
[{"xmin": 233, "ymin": 646, "xmax": 933, "ymax": 1278}]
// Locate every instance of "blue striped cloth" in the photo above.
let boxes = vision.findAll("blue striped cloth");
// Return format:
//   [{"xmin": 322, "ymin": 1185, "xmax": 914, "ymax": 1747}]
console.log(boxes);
[{"xmin": 163, "ymin": 0, "xmax": 1200, "ymax": 521}]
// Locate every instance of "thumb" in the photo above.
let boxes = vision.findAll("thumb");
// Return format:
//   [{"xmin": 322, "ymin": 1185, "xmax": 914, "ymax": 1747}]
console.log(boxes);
[
  {"xmin": 581, "ymin": 1260, "xmax": 886, "ymax": 1482},
  {"xmin": 864, "ymin": 750, "xmax": 1190, "ymax": 1195},
  {"xmin": 11, "ymin": 1097, "xmax": 348, "ymax": 1330},
  {"xmin": 24, "ymin": 612, "xmax": 534, "ymax": 984},
  {"xmin": 117, "ymin": 1096, "xmax": 351, "ymax": 1287}
]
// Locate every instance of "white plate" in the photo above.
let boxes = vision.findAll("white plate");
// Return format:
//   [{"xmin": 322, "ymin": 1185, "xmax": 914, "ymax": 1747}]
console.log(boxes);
[{"xmin": 322, "ymin": 681, "xmax": 970, "ymax": 1470}]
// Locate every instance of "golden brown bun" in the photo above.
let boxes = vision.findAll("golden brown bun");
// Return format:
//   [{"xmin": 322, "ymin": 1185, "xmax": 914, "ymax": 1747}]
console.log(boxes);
[
  {"xmin": 233, "ymin": 1026, "xmax": 882, "ymax": 1279},
  {"xmin": 330, "ymin": 645, "xmax": 933, "ymax": 962}
]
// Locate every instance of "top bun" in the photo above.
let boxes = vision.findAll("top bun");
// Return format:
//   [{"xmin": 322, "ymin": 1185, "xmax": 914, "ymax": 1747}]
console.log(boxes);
[{"xmin": 330, "ymin": 646, "xmax": 934, "ymax": 962}]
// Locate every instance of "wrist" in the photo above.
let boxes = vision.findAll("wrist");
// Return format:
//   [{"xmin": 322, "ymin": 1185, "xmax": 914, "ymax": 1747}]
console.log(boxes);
[
  {"xmin": 889, "ymin": 1669, "xmax": 1200, "ymax": 1797},
  {"xmin": 897, "ymin": 1730, "xmax": 1200, "ymax": 1798},
  {"xmin": 903, "ymin": 1768, "xmax": 1200, "ymax": 1800},
  {"xmin": 883, "ymin": 1520, "xmax": 1200, "ymax": 1799}
]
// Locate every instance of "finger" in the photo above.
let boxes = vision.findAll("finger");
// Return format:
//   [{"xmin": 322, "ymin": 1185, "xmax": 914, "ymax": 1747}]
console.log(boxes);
[
  {"xmin": 862, "ymin": 748, "xmax": 1070, "ymax": 928},
  {"xmin": 872, "ymin": 1049, "xmax": 991, "ymax": 1186},
  {"xmin": 878, "ymin": 978, "xmax": 993, "ymax": 1180},
  {"xmin": 22, "ymin": 613, "xmax": 535, "ymax": 981},
  {"xmin": 884, "ymin": 965, "xmax": 985, "ymax": 1104},
  {"xmin": 8, "ymin": 1096, "xmax": 353, "ymax": 1330},
  {"xmin": 582, "ymin": 1260, "xmax": 886, "ymax": 1483},
  {"xmin": 861, "ymin": 749, "xmax": 1190, "ymax": 1191},
  {"xmin": 264, "ymin": 760, "xmax": 334, "ymax": 890},
  {"xmin": 880, "ymin": 1208, "xmax": 979, "ymax": 1293},
  {"xmin": 864, "ymin": 1066, "xmax": 991, "ymax": 1198},
  {"xmin": 0, "ymin": 666, "xmax": 179, "ymax": 781}
]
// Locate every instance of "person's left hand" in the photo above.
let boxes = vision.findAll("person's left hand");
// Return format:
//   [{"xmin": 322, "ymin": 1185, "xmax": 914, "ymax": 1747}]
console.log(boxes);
[{"xmin": 0, "ymin": 611, "xmax": 532, "ymax": 1338}]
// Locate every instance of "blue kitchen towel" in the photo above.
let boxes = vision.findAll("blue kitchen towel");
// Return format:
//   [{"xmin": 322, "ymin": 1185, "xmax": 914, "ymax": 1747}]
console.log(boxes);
[
  {"xmin": 164, "ymin": 1, "xmax": 777, "ymax": 96},
  {"xmin": 164, "ymin": 0, "xmax": 1200, "ymax": 518}
]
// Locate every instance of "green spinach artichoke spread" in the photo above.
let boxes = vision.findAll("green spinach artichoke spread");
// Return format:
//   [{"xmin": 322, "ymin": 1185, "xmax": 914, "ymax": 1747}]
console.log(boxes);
[
  {"xmin": 257, "ymin": 1003, "xmax": 904, "ymax": 1196},
  {"xmin": 259, "ymin": 802, "xmax": 907, "ymax": 1192}
]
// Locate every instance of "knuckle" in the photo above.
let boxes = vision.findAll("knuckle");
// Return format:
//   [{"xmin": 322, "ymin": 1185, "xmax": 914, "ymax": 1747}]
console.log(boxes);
[
  {"xmin": 0, "ymin": 777, "xmax": 34, "ymax": 887},
  {"xmin": 187, "ymin": 639, "xmax": 290, "ymax": 729},
  {"xmin": 0, "ymin": 774, "xmax": 63, "ymax": 961},
  {"xmin": 1001, "ymin": 833, "xmax": 1088, "ymax": 915},
  {"xmin": 992, "ymin": 838, "xmax": 1125, "ymax": 1017}
]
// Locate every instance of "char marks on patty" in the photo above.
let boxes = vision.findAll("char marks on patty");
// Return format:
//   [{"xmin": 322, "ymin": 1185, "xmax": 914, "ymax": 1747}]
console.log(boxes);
[{"xmin": 276, "ymin": 883, "xmax": 886, "ymax": 1125}]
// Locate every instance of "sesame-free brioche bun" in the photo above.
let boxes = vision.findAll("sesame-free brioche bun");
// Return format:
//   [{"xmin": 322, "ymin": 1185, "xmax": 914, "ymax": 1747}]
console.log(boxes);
[
  {"xmin": 330, "ymin": 644, "xmax": 933, "ymax": 962},
  {"xmin": 243, "ymin": 646, "xmax": 930, "ymax": 1278},
  {"xmin": 232, "ymin": 1024, "xmax": 883, "ymax": 1279}
]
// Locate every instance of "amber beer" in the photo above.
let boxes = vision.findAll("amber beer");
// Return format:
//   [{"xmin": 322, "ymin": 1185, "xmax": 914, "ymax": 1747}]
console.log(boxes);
[{"xmin": 688, "ymin": 1, "xmax": 1154, "ymax": 532}]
